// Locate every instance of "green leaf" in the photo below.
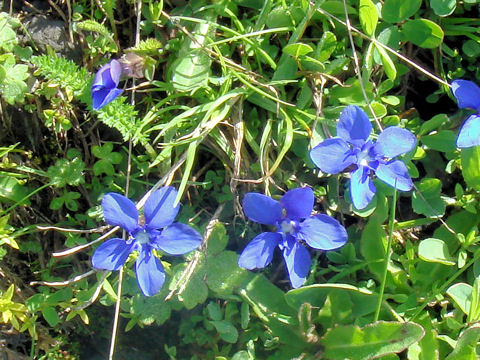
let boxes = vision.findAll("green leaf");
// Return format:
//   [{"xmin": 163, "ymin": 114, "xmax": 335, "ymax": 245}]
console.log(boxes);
[
  {"xmin": 412, "ymin": 178, "xmax": 446, "ymax": 218},
  {"xmin": 206, "ymin": 251, "xmax": 249, "ymax": 295},
  {"xmin": 0, "ymin": 56, "xmax": 29, "ymax": 105},
  {"xmin": 0, "ymin": 15, "xmax": 17, "ymax": 51},
  {"xmin": 42, "ymin": 306, "xmax": 59, "ymax": 327},
  {"xmin": 461, "ymin": 147, "xmax": 480, "ymax": 191},
  {"xmin": 0, "ymin": 176, "xmax": 29, "ymax": 205},
  {"xmin": 402, "ymin": 19, "xmax": 444, "ymax": 49},
  {"xmin": 421, "ymin": 130, "xmax": 457, "ymax": 152},
  {"xmin": 170, "ymin": 15, "xmax": 214, "ymax": 92},
  {"xmin": 206, "ymin": 223, "xmax": 228, "ymax": 257},
  {"xmin": 359, "ymin": 0, "xmax": 378, "ymax": 36},
  {"xmin": 321, "ymin": 321, "xmax": 425, "ymax": 360},
  {"xmin": 316, "ymin": 31, "xmax": 337, "ymax": 62},
  {"xmin": 76, "ymin": 19, "xmax": 117, "ymax": 52},
  {"xmin": 418, "ymin": 238, "xmax": 455, "ymax": 266},
  {"xmin": 174, "ymin": 263, "xmax": 209, "ymax": 310},
  {"xmin": 446, "ymin": 283, "xmax": 472, "ymax": 315},
  {"xmin": 446, "ymin": 324, "xmax": 480, "ymax": 359},
  {"xmin": 47, "ymin": 158, "xmax": 85, "ymax": 187},
  {"xmin": 210, "ymin": 320, "xmax": 239, "ymax": 343},
  {"xmin": 382, "ymin": 0, "xmax": 421, "ymax": 23},
  {"xmin": 431, "ymin": 0, "xmax": 456, "ymax": 16},
  {"xmin": 374, "ymin": 43, "xmax": 397, "ymax": 80},
  {"xmin": 283, "ymin": 43, "xmax": 314, "ymax": 57}
]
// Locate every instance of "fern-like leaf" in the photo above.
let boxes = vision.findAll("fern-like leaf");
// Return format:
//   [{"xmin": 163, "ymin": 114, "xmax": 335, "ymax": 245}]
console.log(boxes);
[
  {"xmin": 96, "ymin": 97, "xmax": 147, "ymax": 145},
  {"xmin": 75, "ymin": 20, "xmax": 117, "ymax": 51},
  {"xmin": 127, "ymin": 38, "xmax": 163, "ymax": 56},
  {"xmin": 31, "ymin": 55, "xmax": 89, "ymax": 97}
]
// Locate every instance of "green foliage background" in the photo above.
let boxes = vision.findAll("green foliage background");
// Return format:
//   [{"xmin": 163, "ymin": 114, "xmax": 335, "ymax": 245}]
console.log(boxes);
[{"xmin": 2, "ymin": 0, "xmax": 480, "ymax": 359}]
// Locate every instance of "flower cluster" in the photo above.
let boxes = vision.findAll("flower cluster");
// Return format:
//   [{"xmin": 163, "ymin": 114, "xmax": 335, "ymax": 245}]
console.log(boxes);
[
  {"xmin": 91, "ymin": 187, "xmax": 202, "ymax": 296},
  {"xmin": 238, "ymin": 187, "xmax": 347, "ymax": 288},
  {"xmin": 451, "ymin": 79, "xmax": 480, "ymax": 148},
  {"xmin": 309, "ymin": 105, "xmax": 417, "ymax": 209}
]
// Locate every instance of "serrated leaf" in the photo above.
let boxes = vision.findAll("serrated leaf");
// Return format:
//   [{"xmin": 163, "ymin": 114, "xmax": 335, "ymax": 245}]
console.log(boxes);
[
  {"xmin": 128, "ymin": 38, "xmax": 163, "ymax": 55},
  {"xmin": 76, "ymin": 20, "xmax": 117, "ymax": 52},
  {"xmin": 321, "ymin": 321, "xmax": 425, "ymax": 360},
  {"xmin": 206, "ymin": 251, "xmax": 249, "ymax": 295}
]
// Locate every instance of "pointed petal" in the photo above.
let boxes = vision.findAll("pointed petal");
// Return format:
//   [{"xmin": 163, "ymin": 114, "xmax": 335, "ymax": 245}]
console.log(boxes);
[
  {"xmin": 375, "ymin": 160, "xmax": 413, "ymax": 191},
  {"xmin": 93, "ymin": 63, "xmax": 111, "ymax": 88},
  {"xmin": 135, "ymin": 247, "xmax": 165, "ymax": 296},
  {"xmin": 452, "ymin": 79, "xmax": 480, "ymax": 112},
  {"xmin": 92, "ymin": 88, "xmax": 123, "ymax": 110},
  {"xmin": 457, "ymin": 114, "xmax": 480, "ymax": 148},
  {"xmin": 280, "ymin": 187, "xmax": 314, "ymax": 220},
  {"xmin": 242, "ymin": 193, "xmax": 282, "ymax": 225},
  {"xmin": 238, "ymin": 232, "xmax": 281, "ymax": 269},
  {"xmin": 144, "ymin": 187, "xmax": 180, "ymax": 230},
  {"xmin": 91, "ymin": 238, "xmax": 133, "ymax": 270},
  {"xmin": 155, "ymin": 223, "xmax": 202, "ymax": 255},
  {"xmin": 282, "ymin": 242, "xmax": 311, "ymax": 288},
  {"xmin": 102, "ymin": 193, "xmax": 138, "ymax": 232},
  {"xmin": 297, "ymin": 214, "xmax": 348, "ymax": 250},
  {"xmin": 310, "ymin": 138, "xmax": 355, "ymax": 174},
  {"xmin": 374, "ymin": 126, "xmax": 416, "ymax": 158},
  {"xmin": 350, "ymin": 166, "xmax": 376, "ymax": 210},
  {"xmin": 337, "ymin": 105, "xmax": 372, "ymax": 146}
]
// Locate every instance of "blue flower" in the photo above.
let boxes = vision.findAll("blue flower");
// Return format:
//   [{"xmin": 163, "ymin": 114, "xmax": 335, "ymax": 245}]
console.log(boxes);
[
  {"xmin": 310, "ymin": 105, "xmax": 416, "ymax": 210},
  {"xmin": 238, "ymin": 187, "xmax": 347, "ymax": 288},
  {"xmin": 91, "ymin": 187, "xmax": 202, "ymax": 296},
  {"xmin": 91, "ymin": 59, "xmax": 123, "ymax": 110},
  {"xmin": 451, "ymin": 79, "xmax": 480, "ymax": 148}
]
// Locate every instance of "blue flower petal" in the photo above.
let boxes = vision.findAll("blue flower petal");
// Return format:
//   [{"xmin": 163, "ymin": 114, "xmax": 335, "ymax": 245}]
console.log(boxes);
[
  {"xmin": 102, "ymin": 193, "xmax": 139, "ymax": 233},
  {"xmin": 144, "ymin": 187, "xmax": 180, "ymax": 230},
  {"xmin": 135, "ymin": 246, "xmax": 165, "ymax": 296},
  {"xmin": 155, "ymin": 223, "xmax": 202, "ymax": 255},
  {"xmin": 242, "ymin": 193, "xmax": 283, "ymax": 225},
  {"xmin": 297, "ymin": 214, "xmax": 348, "ymax": 250},
  {"xmin": 109, "ymin": 59, "xmax": 122, "ymax": 85},
  {"xmin": 337, "ymin": 105, "xmax": 372, "ymax": 146},
  {"xmin": 282, "ymin": 241, "xmax": 311, "ymax": 288},
  {"xmin": 375, "ymin": 160, "xmax": 413, "ymax": 191},
  {"xmin": 457, "ymin": 114, "xmax": 480, "ymax": 148},
  {"xmin": 310, "ymin": 138, "xmax": 355, "ymax": 174},
  {"xmin": 452, "ymin": 79, "xmax": 480, "ymax": 112},
  {"xmin": 91, "ymin": 238, "xmax": 133, "ymax": 270},
  {"xmin": 373, "ymin": 126, "xmax": 416, "ymax": 158},
  {"xmin": 238, "ymin": 232, "xmax": 281, "ymax": 269},
  {"xmin": 280, "ymin": 187, "xmax": 314, "ymax": 220},
  {"xmin": 350, "ymin": 166, "xmax": 376, "ymax": 210},
  {"xmin": 92, "ymin": 88, "xmax": 123, "ymax": 110}
]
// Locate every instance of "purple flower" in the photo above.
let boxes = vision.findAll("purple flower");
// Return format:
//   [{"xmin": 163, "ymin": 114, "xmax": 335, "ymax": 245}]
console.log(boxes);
[
  {"xmin": 92, "ymin": 187, "xmax": 202, "ymax": 296},
  {"xmin": 310, "ymin": 105, "xmax": 416, "ymax": 210},
  {"xmin": 451, "ymin": 79, "xmax": 480, "ymax": 148},
  {"xmin": 238, "ymin": 187, "xmax": 347, "ymax": 288},
  {"xmin": 91, "ymin": 59, "xmax": 123, "ymax": 110}
]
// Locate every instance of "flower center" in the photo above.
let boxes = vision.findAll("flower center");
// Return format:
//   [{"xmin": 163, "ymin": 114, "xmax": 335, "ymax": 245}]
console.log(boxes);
[
  {"xmin": 136, "ymin": 230, "xmax": 150, "ymax": 245},
  {"xmin": 280, "ymin": 219, "xmax": 296, "ymax": 235}
]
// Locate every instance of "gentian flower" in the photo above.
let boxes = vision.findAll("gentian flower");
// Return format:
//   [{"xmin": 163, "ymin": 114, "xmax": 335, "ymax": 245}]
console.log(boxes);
[
  {"xmin": 91, "ymin": 59, "xmax": 123, "ymax": 110},
  {"xmin": 238, "ymin": 187, "xmax": 347, "ymax": 288},
  {"xmin": 309, "ymin": 105, "xmax": 416, "ymax": 210},
  {"xmin": 92, "ymin": 187, "xmax": 202, "ymax": 296},
  {"xmin": 451, "ymin": 79, "xmax": 480, "ymax": 148}
]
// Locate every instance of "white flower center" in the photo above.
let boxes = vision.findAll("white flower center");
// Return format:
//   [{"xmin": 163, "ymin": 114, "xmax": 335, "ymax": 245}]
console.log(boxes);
[
  {"xmin": 136, "ymin": 231, "xmax": 150, "ymax": 245},
  {"xmin": 281, "ymin": 220, "xmax": 296, "ymax": 235}
]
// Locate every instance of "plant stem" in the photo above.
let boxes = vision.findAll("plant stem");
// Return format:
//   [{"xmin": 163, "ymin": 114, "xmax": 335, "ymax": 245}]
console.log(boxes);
[{"xmin": 374, "ymin": 188, "xmax": 397, "ymax": 321}]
